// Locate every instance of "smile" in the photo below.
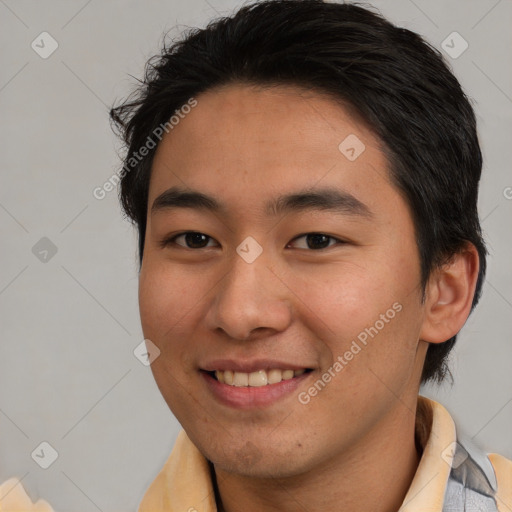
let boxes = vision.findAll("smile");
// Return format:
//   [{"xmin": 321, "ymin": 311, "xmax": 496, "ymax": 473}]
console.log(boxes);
[
  {"xmin": 202, "ymin": 367, "xmax": 313, "ymax": 408},
  {"xmin": 211, "ymin": 368, "xmax": 311, "ymax": 387}
]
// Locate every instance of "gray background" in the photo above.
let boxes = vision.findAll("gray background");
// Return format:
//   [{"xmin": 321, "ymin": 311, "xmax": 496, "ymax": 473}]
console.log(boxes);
[{"xmin": 0, "ymin": 0, "xmax": 511, "ymax": 510}]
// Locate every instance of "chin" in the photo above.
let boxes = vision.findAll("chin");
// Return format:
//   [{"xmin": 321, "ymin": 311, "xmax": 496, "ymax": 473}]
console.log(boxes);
[
  {"xmin": 214, "ymin": 456, "xmax": 308, "ymax": 479},
  {"xmin": 200, "ymin": 437, "xmax": 316, "ymax": 479}
]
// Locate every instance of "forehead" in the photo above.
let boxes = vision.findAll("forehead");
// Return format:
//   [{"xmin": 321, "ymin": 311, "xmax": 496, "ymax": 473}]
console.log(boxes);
[{"xmin": 148, "ymin": 83, "xmax": 403, "ymax": 223}]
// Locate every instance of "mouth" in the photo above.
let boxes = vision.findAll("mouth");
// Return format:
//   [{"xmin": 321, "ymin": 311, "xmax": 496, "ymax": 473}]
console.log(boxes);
[
  {"xmin": 200, "ymin": 367, "xmax": 314, "ymax": 408},
  {"xmin": 206, "ymin": 368, "xmax": 313, "ymax": 387}
]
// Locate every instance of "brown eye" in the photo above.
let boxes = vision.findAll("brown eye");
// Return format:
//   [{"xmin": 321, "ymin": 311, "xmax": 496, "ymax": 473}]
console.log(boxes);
[
  {"xmin": 162, "ymin": 232, "xmax": 217, "ymax": 249},
  {"xmin": 288, "ymin": 233, "xmax": 343, "ymax": 250}
]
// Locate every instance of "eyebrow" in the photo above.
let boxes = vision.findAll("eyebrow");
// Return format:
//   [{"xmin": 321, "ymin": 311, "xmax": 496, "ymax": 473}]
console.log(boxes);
[{"xmin": 151, "ymin": 185, "xmax": 373, "ymax": 219}]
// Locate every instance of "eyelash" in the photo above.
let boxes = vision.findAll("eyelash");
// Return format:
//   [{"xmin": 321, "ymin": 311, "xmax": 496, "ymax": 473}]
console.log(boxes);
[{"xmin": 159, "ymin": 231, "xmax": 346, "ymax": 251}]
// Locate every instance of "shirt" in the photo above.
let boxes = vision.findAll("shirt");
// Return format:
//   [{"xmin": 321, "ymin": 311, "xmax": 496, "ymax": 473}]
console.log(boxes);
[
  {"xmin": 137, "ymin": 396, "xmax": 512, "ymax": 512},
  {"xmin": 1, "ymin": 397, "xmax": 510, "ymax": 511},
  {"xmin": 0, "ymin": 479, "xmax": 53, "ymax": 512}
]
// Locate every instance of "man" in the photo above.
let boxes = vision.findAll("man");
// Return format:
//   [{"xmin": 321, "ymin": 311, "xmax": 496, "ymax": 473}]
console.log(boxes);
[{"xmin": 108, "ymin": 0, "xmax": 511, "ymax": 511}]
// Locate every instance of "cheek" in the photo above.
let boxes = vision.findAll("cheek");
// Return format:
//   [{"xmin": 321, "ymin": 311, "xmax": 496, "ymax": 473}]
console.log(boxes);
[
  {"xmin": 138, "ymin": 259, "xmax": 223, "ymax": 377},
  {"xmin": 138, "ymin": 263, "xmax": 198, "ymax": 380},
  {"xmin": 139, "ymin": 266, "xmax": 170, "ymax": 338},
  {"xmin": 296, "ymin": 262, "xmax": 400, "ymax": 339},
  {"xmin": 139, "ymin": 261, "xmax": 195, "ymax": 338},
  {"xmin": 301, "ymin": 257, "xmax": 422, "ymax": 378},
  {"xmin": 138, "ymin": 262, "xmax": 206, "ymax": 408}
]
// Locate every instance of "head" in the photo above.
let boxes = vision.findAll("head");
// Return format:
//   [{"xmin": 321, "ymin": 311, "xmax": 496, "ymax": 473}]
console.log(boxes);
[{"xmin": 110, "ymin": 0, "xmax": 485, "ymax": 477}]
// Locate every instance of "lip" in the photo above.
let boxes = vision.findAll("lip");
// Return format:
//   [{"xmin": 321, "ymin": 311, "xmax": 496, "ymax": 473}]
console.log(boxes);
[
  {"xmin": 201, "ymin": 369, "xmax": 313, "ymax": 409},
  {"xmin": 201, "ymin": 358, "xmax": 312, "ymax": 373}
]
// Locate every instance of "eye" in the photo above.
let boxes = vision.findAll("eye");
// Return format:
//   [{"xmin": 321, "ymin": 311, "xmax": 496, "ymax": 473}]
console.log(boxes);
[
  {"xmin": 161, "ymin": 231, "xmax": 345, "ymax": 251},
  {"xmin": 287, "ymin": 233, "xmax": 345, "ymax": 250},
  {"xmin": 161, "ymin": 231, "xmax": 218, "ymax": 249}
]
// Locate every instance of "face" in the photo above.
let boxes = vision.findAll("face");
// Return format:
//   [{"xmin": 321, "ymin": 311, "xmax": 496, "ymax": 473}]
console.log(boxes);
[{"xmin": 139, "ymin": 84, "xmax": 428, "ymax": 478}]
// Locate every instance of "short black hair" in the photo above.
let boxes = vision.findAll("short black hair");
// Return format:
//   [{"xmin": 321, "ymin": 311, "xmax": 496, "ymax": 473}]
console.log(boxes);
[{"xmin": 110, "ymin": 0, "xmax": 487, "ymax": 385}]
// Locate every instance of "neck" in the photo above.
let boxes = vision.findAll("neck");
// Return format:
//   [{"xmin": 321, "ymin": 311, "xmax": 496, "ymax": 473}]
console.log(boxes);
[{"xmin": 213, "ymin": 397, "xmax": 422, "ymax": 512}]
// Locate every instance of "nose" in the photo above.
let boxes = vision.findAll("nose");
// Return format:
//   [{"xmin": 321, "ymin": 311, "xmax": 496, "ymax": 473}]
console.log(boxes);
[{"xmin": 204, "ymin": 250, "xmax": 293, "ymax": 341}]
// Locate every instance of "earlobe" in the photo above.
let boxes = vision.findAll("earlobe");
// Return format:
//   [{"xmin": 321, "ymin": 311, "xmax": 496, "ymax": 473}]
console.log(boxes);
[{"xmin": 419, "ymin": 243, "xmax": 480, "ymax": 344}]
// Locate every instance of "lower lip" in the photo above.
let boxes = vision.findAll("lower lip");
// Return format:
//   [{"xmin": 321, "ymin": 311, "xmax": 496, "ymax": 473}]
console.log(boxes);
[{"xmin": 201, "ymin": 370, "xmax": 312, "ymax": 409}]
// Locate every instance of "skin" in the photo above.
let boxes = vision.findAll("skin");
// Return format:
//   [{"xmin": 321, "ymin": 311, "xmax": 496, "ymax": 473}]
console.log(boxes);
[{"xmin": 138, "ymin": 84, "xmax": 479, "ymax": 512}]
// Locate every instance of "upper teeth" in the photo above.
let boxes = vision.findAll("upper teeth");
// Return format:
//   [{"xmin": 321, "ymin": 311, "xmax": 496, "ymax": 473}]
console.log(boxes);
[{"xmin": 215, "ymin": 369, "xmax": 306, "ymax": 387}]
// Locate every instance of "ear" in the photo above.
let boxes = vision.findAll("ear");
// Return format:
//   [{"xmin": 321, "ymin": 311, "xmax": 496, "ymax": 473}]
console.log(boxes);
[{"xmin": 419, "ymin": 243, "xmax": 480, "ymax": 344}]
